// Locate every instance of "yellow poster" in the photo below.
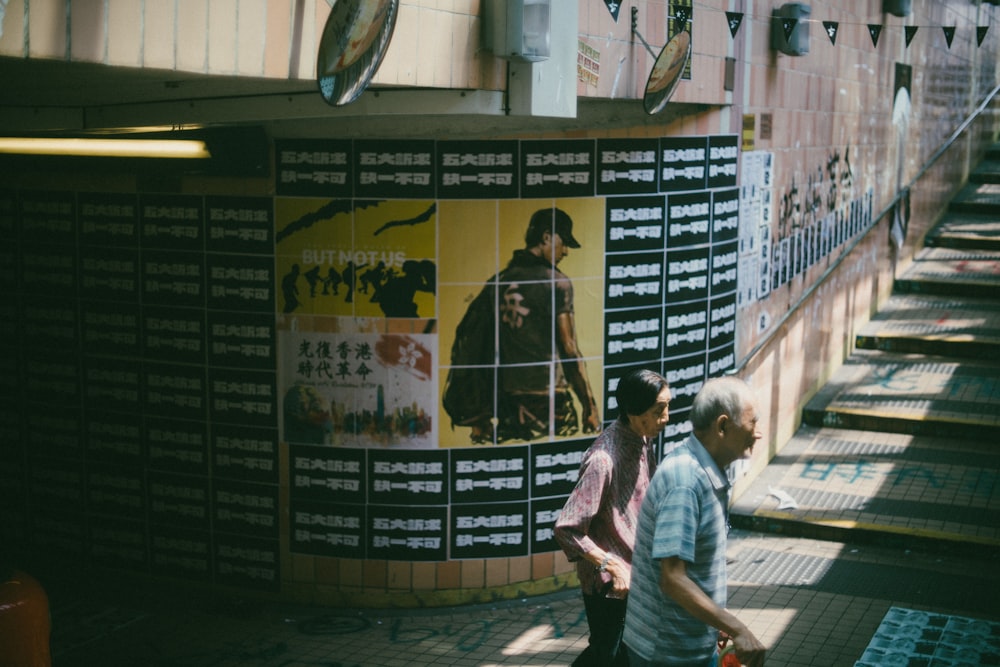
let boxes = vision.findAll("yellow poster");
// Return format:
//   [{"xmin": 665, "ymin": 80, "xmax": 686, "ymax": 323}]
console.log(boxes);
[
  {"xmin": 275, "ymin": 198, "xmax": 436, "ymax": 320},
  {"xmin": 437, "ymin": 198, "xmax": 605, "ymax": 447},
  {"xmin": 275, "ymin": 195, "xmax": 604, "ymax": 449},
  {"xmin": 276, "ymin": 198, "xmax": 438, "ymax": 449}
]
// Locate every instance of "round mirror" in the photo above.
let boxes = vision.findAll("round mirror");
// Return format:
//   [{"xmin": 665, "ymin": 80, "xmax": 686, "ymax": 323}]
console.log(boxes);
[
  {"xmin": 317, "ymin": 0, "xmax": 399, "ymax": 107},
  {"xmin": 642, "ymin": 30, "xmax": 691, "ymax": 115}
]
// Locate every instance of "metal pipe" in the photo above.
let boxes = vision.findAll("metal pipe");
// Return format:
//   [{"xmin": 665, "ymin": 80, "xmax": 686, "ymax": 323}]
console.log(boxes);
[{"xmin": 631, "ymin": 7, "xmax": 659, "ymax": 59}]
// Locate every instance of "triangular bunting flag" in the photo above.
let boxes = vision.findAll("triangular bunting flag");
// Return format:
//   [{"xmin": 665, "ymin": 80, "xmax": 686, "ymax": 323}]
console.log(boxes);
[
  {"xmin": 868, "ymin": 24, "xmax": 883, "ymax": 48},
  {"xmin": 726, "ymin": 11, "xmax": 743, "ymax": 38},
  {"xmin": 603, "ymin": 0, "xmax": 621, "ymax": 22},
  {"xmin": 672, "ymin": 4, "xmax": 691, "ymax": 26},
  {"xmin": 823, "ymin": 21, "xmax": 839, "ymax": 45},
  {"xmin": 978, "ymin": 25, "xmax": 989, "ymax": 47},
  {"xmin": 905, "ymin": 26, "xmax": 919, "ymax": 47},
  {"xmin": 782, "ymin": 18, "xmax": 798, "ymax": 42},
  {"xmin": 943, "ymin": 26, "xmax": 955, "ymax": 48}
]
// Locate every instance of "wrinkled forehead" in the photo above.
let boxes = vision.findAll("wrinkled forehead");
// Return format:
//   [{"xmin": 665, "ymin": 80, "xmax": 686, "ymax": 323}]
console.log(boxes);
[
  {"xmin": 738, "ymin": 399, "xmax": 759, "ymax": 426},
  {"xmin": 731, "ymin": 388, "xmax": 758, "ymax": 423}
]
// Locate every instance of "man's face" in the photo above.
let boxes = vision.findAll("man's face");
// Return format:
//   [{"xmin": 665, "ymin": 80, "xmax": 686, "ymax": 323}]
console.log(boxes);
[
  {"xmin": 720, "ymin": 401, "xmax": 761, "ymax": 465},
  {"xmin": 629, "ymin": 387, "xmax": 672, "ymax": 439},
  {"xmin": 541, "ymin": 232, "xmax": 570, "ymax": 266}
]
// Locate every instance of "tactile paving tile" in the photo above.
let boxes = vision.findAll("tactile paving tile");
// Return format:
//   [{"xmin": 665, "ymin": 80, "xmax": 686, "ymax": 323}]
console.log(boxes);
[
  {"xmin": 950, "ymin": 182, "xmax": 1000, "ymax": 212},
  {"xmin": 940, "ymin": 217, "xmax": 1000, "ymax": 234},
  {"xmin": 809, "ymin": 433, "xmax": 910, "ymax": 457},
  {"xmin": 807, "ymin": 353, "xmax": 1000, "ymax": 430},
  {"xmin": 856, "ymin": 293, "xmax": 1000, "ymax": 339},
  {"xmin": 727, "ymin": 547, "xmax": 833, "ymax": 586},
  {"xmin": 915, "ymin": 246, "xmax": 1000, "ymax": 261},
  {"xmin": 930, "ymin": 214, "xmax": 1000, "ymax": 244},
  {"xmin": 768, "ymin": 486, "xmax": 999, "ymax": 530},
  {"xmin": 733, "ymin": 424, "xmax": 1000, "ymax": 545},
  {"xmin": 971, "ymin": 159, "xmax": 1000, "ymax": 181},
  {"xmin": 828, "ymin": 393, "xmax": 999, "ymax": 423},
  {"xmin": 899, "ymin": 249, "xmax": 1000, "ymax": 289},
  {"xmin": 810, "ymin": 430, "xmax": 1000, "ymax": 466}
]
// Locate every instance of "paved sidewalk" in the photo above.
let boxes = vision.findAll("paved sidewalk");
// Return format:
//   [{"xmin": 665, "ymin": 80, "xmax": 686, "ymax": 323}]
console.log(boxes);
[
  {"xmin": 42, "ymin": 150, "xmax": 1000, "ymax": 667},
  {"xmin": 46, "ymin": 529, "xmax": 1000, "ymax": 666}
]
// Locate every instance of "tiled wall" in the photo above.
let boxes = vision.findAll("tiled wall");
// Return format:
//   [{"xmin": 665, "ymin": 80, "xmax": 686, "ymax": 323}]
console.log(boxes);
[
  {"xmin": 0, "ymin": 1, "xmax": 733, "ymax": 104},
  {"xmin": 726, "ymin": 1, "xmax": 1000, "ymax": 466},
  {"xmin": 0, "ymin": 0, "xmax": 508, "ymax": 91}
]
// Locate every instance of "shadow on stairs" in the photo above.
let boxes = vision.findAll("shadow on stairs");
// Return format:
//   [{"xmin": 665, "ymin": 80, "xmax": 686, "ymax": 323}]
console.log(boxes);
[{"xmin": 731, "ymin": 145, "xmax": 1000, "ymax": 557}]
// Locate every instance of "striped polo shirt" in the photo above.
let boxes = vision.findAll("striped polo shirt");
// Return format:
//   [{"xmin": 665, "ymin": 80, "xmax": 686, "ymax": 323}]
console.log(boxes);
[{"xmin": 623, "ymin": 434, "xmax": 731, "ymax": 665}]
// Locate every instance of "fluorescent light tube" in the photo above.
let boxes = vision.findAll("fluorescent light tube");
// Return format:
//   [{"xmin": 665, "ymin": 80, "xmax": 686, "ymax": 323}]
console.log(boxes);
[{"xmin": 0, "ymin": 137, "xmax": 212, "ymax": 158}]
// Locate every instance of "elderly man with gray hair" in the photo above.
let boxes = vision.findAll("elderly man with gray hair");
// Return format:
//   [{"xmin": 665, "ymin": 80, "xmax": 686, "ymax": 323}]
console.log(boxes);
[{"xmin": 624, "ymin": 376, "xmax": 767, "ymax": 667}]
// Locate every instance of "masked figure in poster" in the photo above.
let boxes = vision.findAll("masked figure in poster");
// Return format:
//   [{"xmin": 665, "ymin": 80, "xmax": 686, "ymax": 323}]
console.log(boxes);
[{"xmin": 376, "ymin": 259, "xmax": 436, "ymax": 318}]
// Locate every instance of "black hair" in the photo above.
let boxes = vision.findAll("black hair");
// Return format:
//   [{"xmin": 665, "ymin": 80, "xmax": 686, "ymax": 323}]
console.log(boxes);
[{"xmin": 616, "ymin": 368, "xmax": 670, "ymax": 419}]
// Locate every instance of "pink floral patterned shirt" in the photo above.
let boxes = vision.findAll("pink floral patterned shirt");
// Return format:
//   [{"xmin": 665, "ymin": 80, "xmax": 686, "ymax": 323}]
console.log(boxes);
[{"xmin": 554, "ymin": 420, "xmax": 655, "ymax": 598}]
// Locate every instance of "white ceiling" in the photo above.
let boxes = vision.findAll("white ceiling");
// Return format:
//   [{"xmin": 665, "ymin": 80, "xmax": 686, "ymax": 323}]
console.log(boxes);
[{"xmin": 0, "ymin": 56, "xmax": 708, "ymax": 139}]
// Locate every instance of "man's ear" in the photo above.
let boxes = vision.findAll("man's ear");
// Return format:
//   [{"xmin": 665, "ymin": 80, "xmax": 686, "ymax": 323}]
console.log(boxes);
[{"xmin": 717, "ymin": 414, "xmax": 729, "ymax": 436}]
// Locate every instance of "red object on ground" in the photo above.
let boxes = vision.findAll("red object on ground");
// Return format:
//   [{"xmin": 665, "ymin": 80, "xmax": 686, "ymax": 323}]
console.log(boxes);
[
  {"xmin": 0, "ymin": 569, "xmax": 52, "ymax": 666},
  {"xmin": 720, "ymin": 651, "xmax": 742, "ymax": 667}
]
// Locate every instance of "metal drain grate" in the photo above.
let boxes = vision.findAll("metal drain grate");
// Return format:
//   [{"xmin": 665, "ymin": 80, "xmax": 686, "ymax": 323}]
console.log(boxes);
[
  {"xmin": 764, "ymin": 486, "xmax": 1000, "ymax": 531},
  {"xmin": 834, "ymin": 396, "xmax": 997, "ymax": 420},
  {"xmin": 728, "ymin": 547, "xmax": 834, "ymax": 586},
  {"xmin": 808, "ymin": 436, "xmax": 1000, "ymax": 467},
  {"xmin": 811, "ymin": 436, "xmax": 907, "ymax": 457}
]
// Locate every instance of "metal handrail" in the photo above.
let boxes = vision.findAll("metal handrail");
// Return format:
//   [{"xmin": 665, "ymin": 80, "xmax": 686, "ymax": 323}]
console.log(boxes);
[{"xmin": 730, "ymin": 81, "xmax": 1000, "ymax": 375}]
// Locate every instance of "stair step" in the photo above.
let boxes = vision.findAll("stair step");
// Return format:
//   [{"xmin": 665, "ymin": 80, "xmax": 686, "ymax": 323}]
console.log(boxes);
[
  {"xmin": 856, "ymin": 293, "xmax": 1000, "ymax": 359},
  {"xmin": 730, "ymin": 425, "xmax": 1000, "ymax": 552},
  {"xmin": 801, "ymin": 351, "xmax": 1000, "ymax": 438},
  {"xmin": 894, "ymin": 246, "xmax": 1000, "ymax": 298},
  {"xmin": 735, "ymin": 144, "xmax": 1000, "ymax": 553},
  {"xmin": 925, "ymin": 212, "xmax": 1000, "ymax": 250},
  {"xmin": 947, "ymin": 181, "xmax": 1000, "ymax": 214},
  {"xmin": 970, "ymin": 159, "xmax": 1000, "ymax": 184}
]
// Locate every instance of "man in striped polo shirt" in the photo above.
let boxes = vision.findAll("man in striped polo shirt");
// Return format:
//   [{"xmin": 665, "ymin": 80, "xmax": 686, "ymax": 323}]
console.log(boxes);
[
  {"xmin": 555, "ymin": 368, "xmax": 672, "ymax": 667},
  {"xmin": 623, "ymin": 377, "xmax": 766, "ymax": 667}
]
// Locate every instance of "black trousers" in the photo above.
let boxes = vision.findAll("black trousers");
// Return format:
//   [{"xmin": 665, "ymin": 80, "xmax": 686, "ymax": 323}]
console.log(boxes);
[{"xmin": 573, "ymin": 593, "xmax": 629, "ymax": 667}]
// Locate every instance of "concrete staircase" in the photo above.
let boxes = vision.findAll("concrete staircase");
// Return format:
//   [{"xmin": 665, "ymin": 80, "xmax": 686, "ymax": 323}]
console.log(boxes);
[{"xmin": 731, "ymin": 147, "xmax": 1000, "ymax": 555}]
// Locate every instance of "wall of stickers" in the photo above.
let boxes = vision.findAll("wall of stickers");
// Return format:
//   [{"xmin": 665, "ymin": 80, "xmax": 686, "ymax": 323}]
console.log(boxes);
[
  {"xmin": 1, "ymin": 190, "xmax": 281, "ymax": 589},
  {"xmin": 0, "ymin": 131, "xmax": 879, "ymax": 591},
  {"xmin": 273, "ymin": 135, "xmax": 742, "ymax": 566}
]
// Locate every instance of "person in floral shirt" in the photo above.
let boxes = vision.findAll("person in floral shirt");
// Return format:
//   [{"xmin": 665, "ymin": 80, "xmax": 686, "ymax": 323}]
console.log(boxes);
[{"xmin": 555, "ymin": 368, "xmax": 672, "ymax": 666}]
